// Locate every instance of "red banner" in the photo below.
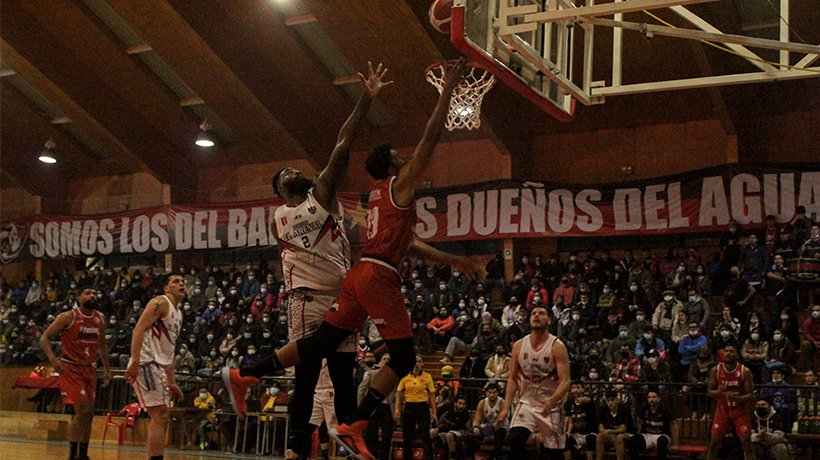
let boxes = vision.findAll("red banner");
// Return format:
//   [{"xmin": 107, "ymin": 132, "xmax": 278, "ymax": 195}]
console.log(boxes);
[{"xmin": 1, "ymin": 163, "xmax": 817, "ymax": 263}]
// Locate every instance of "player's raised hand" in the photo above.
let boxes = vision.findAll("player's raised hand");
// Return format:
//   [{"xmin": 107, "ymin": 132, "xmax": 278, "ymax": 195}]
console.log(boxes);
[
  {"xmin": 442, "ymin": 58, "xmax": 469, "ymax": 94},
  {"xmin": 359, "ymin": 61, "xmax": 393, "ymax": 98}
]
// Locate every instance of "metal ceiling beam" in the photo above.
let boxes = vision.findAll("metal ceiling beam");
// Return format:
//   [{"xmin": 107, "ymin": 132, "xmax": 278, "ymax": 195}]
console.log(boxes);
[
  {"xmin": 525, "ymin": 0, "xmax": 719, "ymax": 24},
  {"xmin": 0, "ymin": 40, "xmax": 155, "ymax": 173}
]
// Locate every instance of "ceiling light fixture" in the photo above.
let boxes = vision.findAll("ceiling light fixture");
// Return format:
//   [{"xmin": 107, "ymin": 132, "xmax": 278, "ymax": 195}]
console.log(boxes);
[
  {"xmin": 195, "ymin": 120, "xmax": 215, "ymax": 147},
  {"xmin": 39, "ymin": 139, "xmax": 57, "ymax": 163}
]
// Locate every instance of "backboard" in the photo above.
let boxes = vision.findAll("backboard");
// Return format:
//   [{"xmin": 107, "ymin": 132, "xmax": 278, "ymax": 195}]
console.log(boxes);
[{"xmin": 450, "ymin": 0, "xmax": 577, "ymax": 122}]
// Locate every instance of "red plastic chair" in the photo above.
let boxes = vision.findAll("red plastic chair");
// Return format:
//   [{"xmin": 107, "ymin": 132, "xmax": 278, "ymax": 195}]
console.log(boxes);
[{"xmin": 102, "ymin": 402, "xmax": 141, "ymax": 446}]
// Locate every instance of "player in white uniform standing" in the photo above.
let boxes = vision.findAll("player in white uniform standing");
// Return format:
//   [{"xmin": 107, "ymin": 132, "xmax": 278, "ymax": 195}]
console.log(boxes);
[
  {"xmin": 310, "ymin": 359, "xmax": 337, "ymax": 460},
  {"xmin": 497, "ymin": 305, "xmax": 571, "ymax": 460},
  {"xmin": 125, "ymin": 275, "xmax": 185, "ymax": 460},
  {"xmin": 224, "ymin": 61, "xmax": 391, "ymax": 460}
]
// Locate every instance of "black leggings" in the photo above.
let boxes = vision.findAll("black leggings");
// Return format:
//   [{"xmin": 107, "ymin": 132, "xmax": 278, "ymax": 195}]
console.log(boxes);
[{"xmin": 628, "ymin": 433, "xmax": 669, "ymax": 460}]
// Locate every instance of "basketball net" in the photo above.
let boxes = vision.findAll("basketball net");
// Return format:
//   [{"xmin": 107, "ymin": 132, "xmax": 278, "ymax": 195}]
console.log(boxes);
[{"xmin": 426, "ymin": 62, "xmax": 496, "ymax": 131}]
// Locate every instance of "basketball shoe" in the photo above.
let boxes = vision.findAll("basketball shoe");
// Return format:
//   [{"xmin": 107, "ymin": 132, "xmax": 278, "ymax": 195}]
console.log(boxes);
[
  {"xmin": 329, "ymin": 421, "xmax": 374, "ymax": 460},
  {"xmin": 222, "ymin": 366, "xmax": 258, "ymax": 417}
]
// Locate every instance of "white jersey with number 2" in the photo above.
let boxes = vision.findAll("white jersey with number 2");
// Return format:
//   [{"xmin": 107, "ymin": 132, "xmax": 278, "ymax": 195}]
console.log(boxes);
[
  {"xmin": 517, "ymin": 333, "xmax": 560, "ymax": 406},
  {"xmin": 275, "ymin": 190, "xmax": 351, "ymax": 292}
]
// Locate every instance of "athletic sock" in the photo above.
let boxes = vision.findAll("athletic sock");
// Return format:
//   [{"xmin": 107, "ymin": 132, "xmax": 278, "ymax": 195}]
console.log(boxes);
[
  {"xmin": 352, "ymin": 387, "xmax": 386, "ymax": 423},
  {"xmin": 240, "ymin": 352, "xmax": 283, "ymax": 379},
  {"xmin": 69, "ymin": 441, "xmax": 78, "ymax": 460},
  {"xmin": 78, "ymin": 442, "xmax": 88, "ymax": 459}
]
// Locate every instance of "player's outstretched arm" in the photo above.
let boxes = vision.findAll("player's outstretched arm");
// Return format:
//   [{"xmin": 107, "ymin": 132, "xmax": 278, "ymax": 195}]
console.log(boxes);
[
  {"xmin": 408, "ymin": 238, "xmax": 481, "ymax": 281},
  {"xmin": 125, "ymin": 296, "xmax": 169, "ymax": 383},
  {"xmin": 314, "ymin": 62, "xmax": 392, "ymax": 211},
  {"xmin": 40, "ymin": 311, "xmax": 73, "ymax": 373},
  {"xmin": 393, "ymin": 59, "xmax": 467, "ymax": 205}
]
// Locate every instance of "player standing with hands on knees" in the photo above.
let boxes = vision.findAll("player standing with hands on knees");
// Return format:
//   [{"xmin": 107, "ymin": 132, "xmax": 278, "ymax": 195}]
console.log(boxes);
[
  {"xmin": 224, "ymin": 59, "xmax": 478, "ymax": 460},
  {"xmin": 125, "ymin": 275, "xmax": 185, "ymax": 460},
  {"xmin": 41, "ymin": 288, "xmax": 111, "ymax": 460},
  {"xmin": 706, "ymin": 343, "xmax": 757, "ymax": 460},
  {"xmin": 496, "ymin": 305, "xmax": 571, "ymax": 460}
]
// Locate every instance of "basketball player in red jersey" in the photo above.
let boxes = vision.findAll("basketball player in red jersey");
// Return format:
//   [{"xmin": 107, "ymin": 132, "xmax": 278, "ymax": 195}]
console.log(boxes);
[
  {"xmin": 226, "ymin": 59, "xmax": 477, "ymax": 460},
  {"xmin": 706, "ymin": 344, "xmax": 756, "ymax": 460},
  {"xmin": 41, "ymin": 288, "xmax": 111, "ymax": 460}
]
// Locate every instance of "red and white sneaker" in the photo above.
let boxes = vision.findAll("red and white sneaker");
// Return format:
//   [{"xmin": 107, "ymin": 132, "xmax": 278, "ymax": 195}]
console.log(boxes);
[
  {"xmin": 221, "ymin": 366, "xmax": 258, "ymax": 418},
  {"xmin": 329, "ymin": 421, "xmax": 374, "ymax": 460}
]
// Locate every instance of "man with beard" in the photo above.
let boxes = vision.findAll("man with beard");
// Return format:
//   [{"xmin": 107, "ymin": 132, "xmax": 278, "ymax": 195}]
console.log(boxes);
[
  {"xmin": 225, "ymin": 61, "xmax": 477, "ymax": 460},
  {"xmin": 41, "ymin": 288, "xmax": 111, "ymax": 460},
  {"xmin": 497, "ymin": 305, "xmax": 571, "ymax": 460},
  {"xmin": 223, "ymin": 62, "xmax": 391, "ymax": 460},
  {"xmin": 706, "ymin": 344, "xmax": 756, "ymax": 460}
]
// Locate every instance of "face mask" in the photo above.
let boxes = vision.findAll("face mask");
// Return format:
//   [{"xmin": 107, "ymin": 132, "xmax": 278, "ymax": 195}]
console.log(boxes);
[
  {"xmin": 664, "ymin": 296, "xmax": 673, "ymax": 302},
  {"xmin": 190, "ymin": 338, "xmax": 196, "ymax": 343},
  {"xmin": 263, "ymin": 332, "xmax": 271, "ymax": 338},
  {"xmin": 280, "ymin": 317, "xmax": 287, "ymax": 324},
  {"xmin": 533, "ymin": 297, "xmax": 541, "ymax": 303},
  {"xmin": 644, "ymin": 333, "xmax": 652, "ymax": 341},
  {"xmin": 209, "ymin": 306, "xmax": 215, "ymax": 311},
  {"xmin": 248, "ymin": 349, "xmax": 256, "ymax": 355},
  {"xmin": 222, "ymin": 280, "xmax": 229, "ymax": 286},
  {"xmin": 460, "ymin": 316, "xmax": 468, "ymax": 322},
  {"xmin": 721, "ymin": 331, "xmax": 730, "ymax": 338},
  {"xmin": 458, "ymin": 303, "xmax": 466, "ymax": 308},
  {"xmin": 244, "ymin": 333, "xmax": 252, "ymax": 339},
  {"xmin": 359, "ymin": 340, "xmax": 366, "ymax": 345},
  {"xmin": 401, "ymin": 287, "xmax": 407, "ymax": 294},
  {"xmin": 780, "ymin": 314, "xmax": 788, "ymax": 321},
  {"xmin": 570, "ymin": 256, "xmax": 577, "ymax": 261},
  {"xmin": 689, "ymin": 296, "xmax": 697, "ymax": 302},
  {"xmin": 751, "ymin": 318, "xmax": 759, "ymax": 324},
  {"xmin": 438, "ymin": 285, "xmax": 446, "ymax": 291},
  {"xmin": 603, "ymin": 289, "xmax": 611, "ymax": 295},
  {"xmin": 248, "ymin": 276, "xmax": 254, "ymax": 281},
  {"xmin": 194, "ymin": 289, "xmax": 201, "ymax": 295},
  {"xmin": 232, "ymin": 351, "xmax": 239, "ymax": 357},
  {"xmin": 210, "ymin": 351, "xmax": 217, "ymax": 357},
  {"xmin": 227, "ymin": 335, "xmax": 233, "ymax": 340},
  {"xmin": 230, "ymin": 290, "xmax": 237, "ymax": 295},
  {"xmin": 269, "ymin": 388, "xmax": 280, "ymax": 396},
  {"xmin": 620, "ymin": 331, "xmax": 628, "ymax": 338},
  {"xmin": 729, "ymin": 227, "xmax": 737, "ymax": 233},
  {"xmin": 180, "ymin": 348, "xmax": 187, "ymax": 355},
  {"xmin": 247, "ymin": 318, "xmax": 253, "ymax": 324},
  {"xmin": 756, "ymin": 407, "xmax": 768, "ymax": 417},
  {"xmin": 71, "ymin": 284, "xmax": 77, "ymax": 289},
  {"xmin": 110, "ymin": 318, "xmax": 117, "ymax": 324},
  {"xmin": 453, "ymin": 271, "xmax": 460, "ymax": 278},
  {"xmin": 636, "ymin": 315, "xmax": 644, "ymax": 322},
  {"xmin": 572, "ymin": 314, "xmax": 580, "ymax": 321},
  {"xmin": 648, "ymin": 357, "xmax": 657, "ymax": 364},
  {"xmin": 522, "ymin": 258, "xmax": 528, "ymax": 264},
  {"xmin": 105, "ymin": 334, "xmax": 112, "ymax": 340},
  {"xmin": 630, "ymin": 285, "xmax": 638, "ymax": 292},
  {"xmin": 246, "ymin": 265, "xmax": 252, "ymax": 271},
  {"xmin": 589, "ymin": 373, "xmax": 598, "ymax": 380},
  {"xmin": 751, "ymin": 333, "xmax": 760, "ymax": 341},
  {"xmin": 814, "ymin": 311, "xmax": 820, "ymax": 319},
  {"xmin": 414, "ymin": 283, "xmax": 421, "ymax": 289},
  {"xmin": 199, "ymin": 392, "xmax": 207, "ymax": 399},
  {"xmin": 184, "ymin": 305, "xmax": 191, "ymax": 311},
  {"xmin": 217, "ymin": 291, "xmax": 223, "ymax": 297},
  {"xmin": 772, "ymin": 378, "xmax": 782, "ymax": 384},
  {"xmin": 773, "ymin": 333, "xmax": 782, "ymax": 341},
  {"xmin": 263, "ymin": 317, "xmax": 270, "ymax": 323}
]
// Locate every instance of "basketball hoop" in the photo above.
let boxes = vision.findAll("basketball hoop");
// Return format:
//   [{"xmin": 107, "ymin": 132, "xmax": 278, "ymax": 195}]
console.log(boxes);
[{"xmin": 425, "ymin": 61, "xmax": 496, "ymax": 131}]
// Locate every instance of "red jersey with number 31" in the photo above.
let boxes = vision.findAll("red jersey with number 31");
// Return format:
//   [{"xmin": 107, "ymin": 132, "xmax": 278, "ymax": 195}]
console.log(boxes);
[
  {"xmin": 60, "ymin": 307, "xmax": 105, "ymax": 366},
  {"xmin": 364, "ymin": 176, "xmax": 416, "ymax": 268}
]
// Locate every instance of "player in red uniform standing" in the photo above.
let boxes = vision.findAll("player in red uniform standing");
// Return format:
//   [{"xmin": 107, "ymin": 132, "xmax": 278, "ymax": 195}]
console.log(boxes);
[
  {"xmin": 706, "ymin": 344, "xmax": 756, "ymax": 460},
  {"xmin": 41, "ymin": 288, "xmax": 111, "ymax": 460},
  {"xmin": 225, "ymin": 59, "xmax": 477, "ymax": 460}
]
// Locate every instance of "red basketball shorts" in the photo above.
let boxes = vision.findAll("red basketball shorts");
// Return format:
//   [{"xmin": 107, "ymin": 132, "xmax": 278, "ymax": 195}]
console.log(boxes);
[
  {"xmin": 59, "ymin": 363, "xmax": 97, "ymax": 405},
  {"xmin": 324, "ymin": 260, "xmax": 413, "ymax": 340},
  {"xmin": 711, "ymin": 405, "xmax": 751, "ymax": 438}
]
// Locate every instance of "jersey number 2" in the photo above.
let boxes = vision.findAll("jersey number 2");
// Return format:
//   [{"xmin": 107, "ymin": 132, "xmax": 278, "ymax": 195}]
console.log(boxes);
[
  {"xmin": 366, "ymin": 206, "xmax": 379, "ymax": 240},
  {"xmin": 301, "ymin": 236, "xmax": 311, "ymax": 248}
]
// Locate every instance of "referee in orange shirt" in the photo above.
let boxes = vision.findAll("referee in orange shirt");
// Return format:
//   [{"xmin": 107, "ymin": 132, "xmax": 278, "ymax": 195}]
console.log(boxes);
[{"xmin": 395, "ymin": 355, "xmax": 437, "ymax": 459}]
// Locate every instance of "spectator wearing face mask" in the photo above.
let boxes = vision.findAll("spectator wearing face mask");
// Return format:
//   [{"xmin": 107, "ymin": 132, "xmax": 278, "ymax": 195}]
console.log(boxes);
[
  {"xmin": 639, "ymin": 349, "xmax": 671, "ymax": 386},
  {"xmin": 800, "ymin": 304, "xmax": 820, "ymax": 371},
  {"xmin": 627, "ymin": 310, "xmax": 651, "ymax": 341},
  {"xmin": 484, "ymin": 345, "xmax": 510, "ymax": 382},
  {"xmin": 240, "ymin": 345, "xmax": 258, "ymax": 367},
  {"xmin": 220, "ymin": 332, "xmax": 239, "ymax": 357},
  {"xmin": 635, "ymin": 328, "xmax": 665, "ymax": 361},
  {"xmin": 629, "ymin": 262, "xmax": 654, "ymax": 304},
  {"xmin": 567, "ymin": 328, "xmax": 596, "ymax": 379},
  {"xmin": 682, "ymin": 289, "xmax": 710, "ymax": 332},
  {"xmin": 750, "ymin": 397, "xmax": 788, "ymax": 460},
  {"xmin": 272, "ymin": 313, "xmax": 289, "ymax": 348},
  {"xmin": 763, "ymin": 329, "xmax": 795, "ymax": 382},
  {"xmin": 678, "ymin": 321, "xmax": 708, "ymax": 368},
  {"xmin": 652, "ymin": 290, "xmax": 683, "ymax": 343},
  {"xmin": 724, "ymin": 266, "xmax": 756, "ymax": 324},
  {"xmin": 189, "ymin": 388, "xmax": 217, "ymax": 450},
  {"xmin": 600, "ymin": 311, "xmax": 622, "ymax": 345},
  {"xmin": 741, "ymin": 327, "xmax": 769, "ymax": 383},
  {"xmin": 441, "ymin": 309, "xmax": 477, "ymax": 363},
  {"xmin": 526, "ymin": 281, "xmax": 549, "ymax": 310},
  {"xmin": 202, "ymin": 300, "xmax": 222, "ymax": 323},
  {"xmin": 175, "ymin": 343, "xmax": 196, "ymax": 372},
  {"xmin": 760, "ymin": 369, "xmax": 797, "ymax": 426},
  {"xmin": 501, "ymin": 297, "xmax": 522, "ymax": 328},
  {"xmin": 553, "ymin": 276, "xmax": 575, "ymax": 307},
  {"xmin": 198, "ymin": 347, "xmax": 224, "ymax": 377},
  {"xmin": 605, "ymin": 325, "xmax": 636, "ymax": 364},
  {"xmin": 447, "ymin": 269, "xmax": 470, "ymax": 300},
  {"xmin": 473, "ymin": 323, "xmax": 500, "ymax": 361},
  {"xmin": 241, "ymin": 271, "xmax": 261, "ymax": 302},
  {"xmin": 713, "ymin": 306, "xmax": 741, "ymax": 340}
]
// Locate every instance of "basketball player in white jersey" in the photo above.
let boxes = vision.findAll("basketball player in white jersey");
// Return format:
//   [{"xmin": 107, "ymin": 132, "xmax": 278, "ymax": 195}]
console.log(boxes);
[
  {"xmin": 310, "ymin": 359, "xmax": 337, "ymax": 460},
  {"xmin": 498, "ymin": 305, "xmax": 571, "ymax": 460},
  {"xmin": 125, "ymin": 275, "xmax": 185, "ymax": 460},
  {"xmin": 224, "ymin": 62, "xmax": 391, "ymax": 460}
]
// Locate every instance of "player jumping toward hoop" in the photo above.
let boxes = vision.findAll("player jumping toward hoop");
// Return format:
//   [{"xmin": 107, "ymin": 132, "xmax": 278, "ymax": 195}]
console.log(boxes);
[
  {"xmin": 41, "ymin": 288, "xmax": 111, "ymax": 460},
  {"xmin": 497, "ymin": 305, "xmax": 572, "ymax": 460},
  {"xmin": 706, "ymin": 343, "xmax": 757, "ymax": 460},
  {"xmin": 224, "ymin": 59, "xmax": 477, "ymax": 460}
]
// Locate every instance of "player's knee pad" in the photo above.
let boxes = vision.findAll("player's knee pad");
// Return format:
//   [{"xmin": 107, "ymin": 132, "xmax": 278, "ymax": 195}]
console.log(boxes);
[
  {"xmin": 383, "ymin": 337, "xmax": 416, "ymax": 376},
  {"xmin": 508, "ymin": 427, "xmax": 531, "ymax": 453}
]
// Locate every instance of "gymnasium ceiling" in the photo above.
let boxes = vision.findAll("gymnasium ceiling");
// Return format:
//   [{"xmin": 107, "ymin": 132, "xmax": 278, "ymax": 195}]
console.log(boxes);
[{"xmin": 2, "ymin": 0, "xmax": 819, "ymax": 199}]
